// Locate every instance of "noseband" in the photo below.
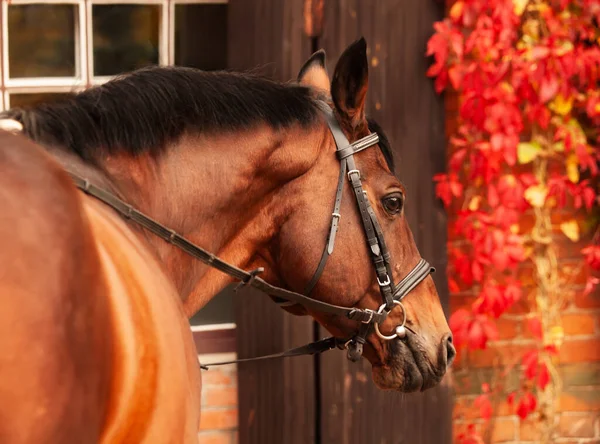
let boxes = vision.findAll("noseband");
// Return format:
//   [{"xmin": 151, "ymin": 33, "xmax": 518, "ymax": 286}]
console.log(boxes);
[{"xmin": 2, "ymin": 104, "xmax": 433, "ymax": 367}]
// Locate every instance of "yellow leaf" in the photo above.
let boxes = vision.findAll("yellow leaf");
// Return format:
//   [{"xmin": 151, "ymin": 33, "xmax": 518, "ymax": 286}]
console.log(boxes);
[
  {"xmin": 550, "ymin": 94, "xmax": 573, "ymax": 116},
  {"xmin": 523, "ymin": 19, "xmax": 540, "ymax": 41},
  {"xmin": 450, "ymin": 1, "xmax": 464, "ymax": 20},
  {"xmin": 518, "ymin": 141, "xmax": 542, "ymax": 164},
  {"xmin": 560, "ymin": 219, "xmax": 580, "ymax": 242},
  {"xmin": 552, "ymin": 141, "xmax": 565, "ymax": 152},
  {"xmin": 524, "ymin": 185, "xmax": 548, "ymax": 207},
  {"xmin": 566, "ymin": 153, "xmax": 580, "ymax": 183},
  {"xmin": 567, "ymin": 118, "xmax": 586, "ymax": 145},
  {"xmin": 513, "ymin": 0, "xmax": 528, "ymax": 16},
  {"xmin": 468, "ymin": 196, "xmax": 482, "ymax": 211},
  {"xmin": 555, "ymin": 41, "xmax": 574, "ymax": 56},
  {"xmin": 549, "ymin": 325, "xmax": 565, "ymax": 347}
]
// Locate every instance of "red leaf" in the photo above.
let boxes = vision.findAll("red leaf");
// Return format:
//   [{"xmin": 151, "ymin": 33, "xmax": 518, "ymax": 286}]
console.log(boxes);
[
  {"xmin": 584, "ymin": 187, "xmax": 596, "ymax": 210},
  {"xmin": 539, "ymin": 75, "xmax": 559, "ymax": 103},
  {"xmin": 584, "ymin": 276, "xmax": 600, "ymax": 296},
  {"xmin": 527, "ymin": 318, "xmax": 543, "ymax": 340},
  {"xmin": 522, "ymin": 350, "xmax": 539, "ymax": 380},
  {"xmin": 474, "ymin": 394, "xmax": 493, "ymax": 420},
  {"xmin": 449, "ymin": 65, "xmax": 464, "ymax": 89},
  {"xmin": 531, "ymin": 46, "xmax": 550, "ymax": 60},
  {"xmin": 538, "ymin": 362, "xmax": 550, "ymax": 390},
  {"xmin": 467, "ymin": 320, "xmax": 485, "ymax": 349},
  {"xmin": 450, "ymin": 148, "xmax": 468, "ymax": 172},
  {"xmin": 516, "ymin": 392, "xmax": 537, "ymax": 419},
  {"xmin": 582, "ymin": 245, "xmax": 600, "ymax": 270},
  {"xmin": 449, "ymin": 278, "xmax": 461, "ymax": 293},
  {"xmin": 507, "ymin": 392, "xmax": 516, "ymax": 406},
  {"xmin": 488, "ymin": 184, "xmax": 500, "ymax": 207}
]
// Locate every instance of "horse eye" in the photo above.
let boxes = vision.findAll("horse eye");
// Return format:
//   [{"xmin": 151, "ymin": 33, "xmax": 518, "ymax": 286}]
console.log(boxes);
[{"xmin": 382, "ymin": 193, "xmax": 404, "ymax": 215}]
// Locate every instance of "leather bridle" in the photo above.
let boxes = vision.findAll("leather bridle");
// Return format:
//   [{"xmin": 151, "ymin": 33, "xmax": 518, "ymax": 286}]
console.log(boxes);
[
  {"xmin": 0, "ymin": 104, "xmax": 434, "ymax": 367},
  {"xmin": 291, "ymin": 102, "xmax": 435, "ymax": 361}
]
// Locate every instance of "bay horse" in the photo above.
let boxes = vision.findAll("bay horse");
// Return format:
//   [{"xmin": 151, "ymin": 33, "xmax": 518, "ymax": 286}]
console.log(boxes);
[{"xmin": 0, "ymin": 38, "xmax": 454, "ymax": 443}]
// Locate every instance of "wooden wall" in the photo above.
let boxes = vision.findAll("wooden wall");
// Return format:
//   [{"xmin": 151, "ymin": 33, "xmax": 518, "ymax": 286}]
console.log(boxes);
[{"xmin": 228, "ymin": 1, "xmax": 450, "ymax": 443}]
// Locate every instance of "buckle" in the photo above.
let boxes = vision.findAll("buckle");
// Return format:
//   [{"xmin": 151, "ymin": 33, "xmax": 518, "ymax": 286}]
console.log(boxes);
[
  {"xmin": 332, "ymin": 212, "xmax": 341, "ymax": 220},
  {"xmin": 361, "ymin": 309, "xmax": 375, "ymax": 324},
  {"xmin": 234, "ymin": 267, "xmax": 264, "ymax": 292},
  {"xmin": 347, "ymin": 169, "xmax": 361, "ymax": 181},
  {"xmin": 377, "ymin": 274, "xmax": 391, "ymax": 287}
]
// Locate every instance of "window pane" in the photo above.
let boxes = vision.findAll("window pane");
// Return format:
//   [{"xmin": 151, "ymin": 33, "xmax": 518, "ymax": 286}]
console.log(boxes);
[
  {"xmin": 175, "ymin": 4, "xmax": 227, "ymax": 71},
  {"xmin": 92, "ymin": 5, "xmax": 160, "ymax": 76},
  {"xmin": 8, "ymin": 5, "xmax": 76, "ymax": 78},
  {"xmin": 10, "ymin": 93, "xmax": 72, "ymax": 109},
  {"xmin": 189, "ymin": 286, "xmax": 235, "ymax": 326}
]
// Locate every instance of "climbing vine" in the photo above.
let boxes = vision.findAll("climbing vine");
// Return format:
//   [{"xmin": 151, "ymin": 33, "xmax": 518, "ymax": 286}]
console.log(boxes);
[{"xmin": 426, "ymin": 0, "xmax": 600, "ymax": 441}]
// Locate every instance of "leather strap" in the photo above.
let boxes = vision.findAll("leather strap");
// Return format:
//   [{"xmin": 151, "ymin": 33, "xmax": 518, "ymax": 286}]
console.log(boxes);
[
  {"xmin": 335, "ymin": 133, "xmax": 379, "ymax": 160},
  {"xmin": 393, "ymin": 259, "xmax": 435, "ymax": 300},
  {"xmin": 303, "ymin": 154, "xmax": 347, "ymax": 295},
  {"xmin": 69, "ymin": 173, "xmax": 388, "ymax": 325},
  {"xmin": 200, "ymin": 336, "xmax": 343, "ymax": 369}
]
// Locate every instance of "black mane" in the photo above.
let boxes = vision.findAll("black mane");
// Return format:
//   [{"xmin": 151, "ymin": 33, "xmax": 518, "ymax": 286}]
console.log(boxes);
[
  {"xmin": 4, "ymin": 66, "xmax": 321, "ymax": 163},
  {"xmin": 3, "ymin": 65, "xmax": 394, "ymax": 169}
]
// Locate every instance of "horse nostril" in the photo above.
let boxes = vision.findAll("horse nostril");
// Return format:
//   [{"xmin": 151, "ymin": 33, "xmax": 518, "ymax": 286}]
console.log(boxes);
[{"xmin": 445, "ymin": 334, "xmax": 456, "ymax": 367}]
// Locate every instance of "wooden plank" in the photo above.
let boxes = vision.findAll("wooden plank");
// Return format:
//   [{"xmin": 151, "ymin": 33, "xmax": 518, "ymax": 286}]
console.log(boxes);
[
  {"xmin": 227, "ymin": 2, "xmax": 316, "ymax": 443},
  {"xmin": 319, "ymin": 1, "xmax": 452, "ymax": 443}
]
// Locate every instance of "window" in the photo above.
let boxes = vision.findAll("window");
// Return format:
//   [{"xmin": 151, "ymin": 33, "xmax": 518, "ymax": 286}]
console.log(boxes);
[
  {"xmin": 4, "ymin": 0, "xmax": 234, "ymax": 331},
  {"xmin": 1, "ymin": 0, "xmax": 228, "ymax": 109}
]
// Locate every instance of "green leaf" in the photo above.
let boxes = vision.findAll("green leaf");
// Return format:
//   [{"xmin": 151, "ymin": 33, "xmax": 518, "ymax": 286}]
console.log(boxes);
[{"xmin": 517, "ymin": 141, "xmax": 542, "ymax": 164}]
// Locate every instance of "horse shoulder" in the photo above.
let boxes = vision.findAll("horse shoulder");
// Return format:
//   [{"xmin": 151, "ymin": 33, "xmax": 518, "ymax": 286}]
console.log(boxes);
[
  {"xmin": 80, "ymin": 197, "xmax": 201, "ymax": 444},
  {"xmin": 0, "ymin": 131, "xmax": 113, "ymax": 443}
]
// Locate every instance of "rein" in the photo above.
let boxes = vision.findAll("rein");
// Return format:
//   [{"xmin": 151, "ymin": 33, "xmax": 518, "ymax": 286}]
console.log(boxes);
[{"xmin": 2, "ymin": 102, "xmax": 434, "ymax": 369}]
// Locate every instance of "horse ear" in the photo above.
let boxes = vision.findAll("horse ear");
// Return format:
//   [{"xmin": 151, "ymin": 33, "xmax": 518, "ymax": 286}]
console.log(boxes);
[
  {"xmin": 297, "ymin": 49, "xmax": 330, "ymax": 93},
  {"xmin": 331, "ymin": 37, "xmax": 369, "ymax": 132}
]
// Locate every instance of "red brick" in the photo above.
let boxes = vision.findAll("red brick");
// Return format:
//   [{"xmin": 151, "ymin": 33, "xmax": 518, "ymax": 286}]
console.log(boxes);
[
  {"xmin": 454, "ymin": 399, "xmax": 520, "ymax": 437},
  {"xmin": 561, "ymin": 313, "xmax": 597, "ymax": 336},
  {"xmin": 519, "ymin": 418, "xmax": 539, "ymax": 441},
  {"xmin": 496, "ymin": 318, "xmax": 521, "ymax": 340},
  {"xmin": 559, "ymin": 339, "xmax": 600, "ymax": 364},
  {"xmin": 490, "ymin": 417, "xmax": 516, "ymax": 443},
  {"xmin": 469, "ymin": 343, "xmax": 532, "ymax": 368},
  {"xmin": 197, "ymin": 431, "xmax": 234, "ymax": 444},
  {"xmin": 450, "ymin": 294, "xmax": 476, "ymax": 312},
  {"xmin": 516, "ymin": 261, "xmax": 588, "ymax": 289},
  {"xmin": 453, "ymin": 422, "xmax": 484, "ymax": 439},
  {"xmin": 453, "ymin": 396, "xmax": 482, "ymax": 421},
  {"xmin": 575, "ymin": 287, "xmax": 600, "ymax": 309},
  {"xmin": 204, "ymin": 387, "xmax": 238, "ymax": 408},
  {"xmin": 199, "ymin": 409, "xmax": 238, "ymax": 431},
  {"xmin": 202, "ymin": 369, "xmax": 233, "ymax": 386},
  {"xmin": 559, "ymin": 389, "xmax": 600, "ymax": 412},
  {"xmin": 557, "ymin": 413, "xmax": 596, "ymax": 438}
]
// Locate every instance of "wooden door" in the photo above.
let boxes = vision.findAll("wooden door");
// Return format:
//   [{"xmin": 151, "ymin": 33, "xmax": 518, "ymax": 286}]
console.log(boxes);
[{"xmin": 229, "ymin": 1, "xmax": 451, "ymax": 442}]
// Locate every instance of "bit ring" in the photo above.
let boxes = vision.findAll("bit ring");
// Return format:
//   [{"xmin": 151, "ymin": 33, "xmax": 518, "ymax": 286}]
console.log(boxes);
[{"xmin": 374, "ymin": 300, "xmax": 407, "ymax": 340}]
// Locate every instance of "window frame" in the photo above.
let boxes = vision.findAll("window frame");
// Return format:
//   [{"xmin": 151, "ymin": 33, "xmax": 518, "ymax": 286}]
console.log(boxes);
[
  {"xmin": 2, "ymin": 0, "xmax": 235, "ymax": 343},
  {"xmin": 1, "ymin": 0, "xmax": 228, "ymax": 109}
]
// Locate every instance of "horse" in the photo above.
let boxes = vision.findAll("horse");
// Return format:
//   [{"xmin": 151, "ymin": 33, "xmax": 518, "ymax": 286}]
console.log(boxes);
[{"xmin": 0, "ymin": 38, "xmax": 455, "ymax": 443}]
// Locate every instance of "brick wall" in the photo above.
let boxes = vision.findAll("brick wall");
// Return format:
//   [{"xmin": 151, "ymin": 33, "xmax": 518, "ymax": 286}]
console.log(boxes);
[
  {"xmin": 444, "ymin": 72, "xmax": 600, "ymax": 444},
  {"xmin": 197, "ymin": 354, "xmax": 238, "ymax": 444}
]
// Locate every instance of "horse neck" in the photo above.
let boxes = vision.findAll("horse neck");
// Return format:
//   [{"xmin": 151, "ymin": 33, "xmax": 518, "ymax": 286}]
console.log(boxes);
[{"xmin": 96, "ymin": 124, "xmax": 327, "ymax": 316}]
